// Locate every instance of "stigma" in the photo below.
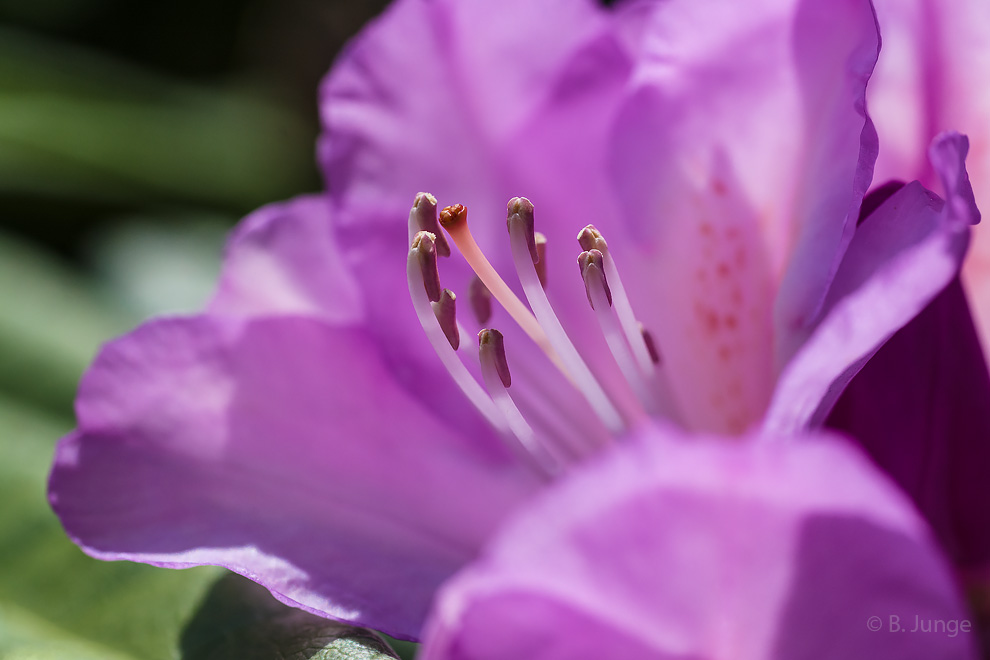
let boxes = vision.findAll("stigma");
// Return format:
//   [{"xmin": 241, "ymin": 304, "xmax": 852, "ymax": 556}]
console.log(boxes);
[{"xmin": 407, "ymin": 193, "xmax": 682, "ymax": 478}]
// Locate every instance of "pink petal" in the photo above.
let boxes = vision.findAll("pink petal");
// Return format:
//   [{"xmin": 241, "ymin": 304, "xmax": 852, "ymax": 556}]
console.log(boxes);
[
  {"xmin": 765, "ymin": 133, "xmax": 976, "ymax": 433},
  {"xmin": 421, "ymin": 426, "xmax": 975, "ymax": 659},
  {"xmin": 49, "ymin": 315, "xmax": 539, "ymax": 639},
  {"xmin": 321, "ymin": 0, "xmax": 614, "ymax": 222},
  {"xmin": 607, "ymin": 0, "xmax": 879, "ymax": 432},
  {"xmin": 208, "ymin": 195, "xmax": 364, "ymax": 322}
]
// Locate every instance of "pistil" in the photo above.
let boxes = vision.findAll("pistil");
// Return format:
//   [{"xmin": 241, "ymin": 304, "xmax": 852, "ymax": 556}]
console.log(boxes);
[{"xmin": 439, "ymin": 204, "xmax": 566, "ymax": 374}]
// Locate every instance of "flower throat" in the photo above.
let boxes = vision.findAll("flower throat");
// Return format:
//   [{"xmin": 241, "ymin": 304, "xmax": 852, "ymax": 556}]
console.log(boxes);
[{"xmin": 407, "ymin": 193, "xmax": 680, "ymax": 477}]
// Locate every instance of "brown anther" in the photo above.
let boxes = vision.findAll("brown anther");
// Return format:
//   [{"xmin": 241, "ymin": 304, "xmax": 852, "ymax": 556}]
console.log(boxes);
[
  {"xmin": 577, "ymin": 224, "xmax": 607, "ymax": 253},
  {"xmin": 639, "ymin": 323, "xmax": 662, "ymax": 365},
  {"xmin": 506, "ymin": 197, "xmax": 539, "ymax": 264},
  {"xmin": 411, "ymin": 192, "xmax": 450, "ymax": 257},
  {"xmin": 468, "ymin": 276, "xmax": 493, "ymax": 325},
  {"xmin": 432, "ymin": 289, "xmax": 459, "ymax": 350},
  {"xmin": 534, "ymin": 232, "xmax": 548, "ymax": 288},
  {"xmin": 479, "ymin": 328, "xmax": 511, "ymax": 388},
  {"xmin": 411, "ymin": 231, "xmax": 442, "ymax": 303},
  {"xmin": 578, "ymin": 249, "xmax": 612, "ymax": 309},
  {"xmin": 439, "ymin": 204, "xmax": 468, "ymax": 230}
]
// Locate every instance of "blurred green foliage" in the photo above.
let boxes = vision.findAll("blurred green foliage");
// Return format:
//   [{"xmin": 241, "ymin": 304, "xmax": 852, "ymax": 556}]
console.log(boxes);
[
  {"xmin": 0, "ymin": 232, "xmax": 135, "ymax": 415},
  {"xmin": 0, "ymin": 1, "xmax": 412, "ymax": 657},
  {"xmin": 0, "ymin": 26, "xmax": 315, "ymax": 209},
  {"xmin": 0, "ymin": 0, "xmax": 389, "ymax": 257}
]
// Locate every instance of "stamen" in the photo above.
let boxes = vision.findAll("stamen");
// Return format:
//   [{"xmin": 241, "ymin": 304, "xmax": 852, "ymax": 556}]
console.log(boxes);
[
  {"xmin": 507, "ymin": 197, "xmax": 634, "ymax": 432},
  {"xmin": 409, "ymin": 193, "xmax": 688, "ymax": 470},
  {"xmin": 578, "ymin": 225, "xmax": 683, "ymax": 423},
  {"xmin": 577, "ymin": 224, "xmax": 655, "ymax": 375},
  {"xmin": 409, "ymin": 192, "xmax": 450, "ymax": 257},
  {"xmin": 439, "ymin": 204, "xmax": 566, "ymax": 374},
  {"xmin": 411, "ymin": 231, "xmax": 442, "ymax": 303},
  {"xmin": 432, "ymin": 289, "xmax": 459, "ymax": 350},
  {"xmin": 580, "ymin": 250, "xmax": 655, "ymax": 413},
  {"xmin": 479, "ymin": 329, "xmax": 562, "ymax": 477},
  {"xmin": 534, "ymin": 232, "xmax": 548, "ymax": 288},
  {"xmin": 406, "ymin": 231, "xmax": 505, "ymax": 431},
  {"xmin": 468, "ymin": 276, "xmax": 492, "ymax": 325},
  {"xmin": 459, "ymin": 319, "xmax": 598, "ymax": 458}
]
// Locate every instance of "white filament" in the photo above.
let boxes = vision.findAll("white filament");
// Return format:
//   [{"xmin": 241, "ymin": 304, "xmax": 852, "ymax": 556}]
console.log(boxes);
[{"xmin": 508, "ymin": 220, "xmax": 631, "ymax": 433}]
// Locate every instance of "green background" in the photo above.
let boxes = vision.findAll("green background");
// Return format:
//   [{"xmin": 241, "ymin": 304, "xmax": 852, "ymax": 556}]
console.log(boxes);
[{"xmin": 0, "ymin": 2, "xmax": 421, "ymax": 657}]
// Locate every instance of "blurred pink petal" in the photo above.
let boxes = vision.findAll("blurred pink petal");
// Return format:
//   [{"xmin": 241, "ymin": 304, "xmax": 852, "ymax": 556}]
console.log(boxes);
[{"xmin": 422, "ymin": 426, "xmax": 977, "ymax": 659}]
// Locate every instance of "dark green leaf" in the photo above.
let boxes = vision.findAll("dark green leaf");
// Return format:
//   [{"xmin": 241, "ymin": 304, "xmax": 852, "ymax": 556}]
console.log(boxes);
[{"xmin": 181, "ymin": 574, "xmax": 402, "ymax": 660}]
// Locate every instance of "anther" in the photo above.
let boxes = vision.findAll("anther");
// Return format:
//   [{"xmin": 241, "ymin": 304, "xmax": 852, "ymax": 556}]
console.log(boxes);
[
  {"xmin": 577, "ymin": 224, "xmax": 606, "ymax": 253},
  {"xmin": 578, "ymin": 250, "xmax": 612, "ymax": 308},
  {"xmin": 507, "ymin": 197, "xmax": 540, "ymax": 264},
  {"xmin": 468, "ymin": 276, "xmax": 492, "ymax": 325},
  {"xmin": 432, "ymin": 289, "xmax": 459, "ymax": 350},
  {"xmin": 479, "ymin": 329, "xmax": 511, "ymax": 388},
  {"xmin": 640, "ymin": 324, "xmax": 662, "ymax": 365},
  {"xmin": 410, "ymin": 193, "xmax": 450, "ymax": 257},
  {"xmin": 535, "ymin": 232, "xmax": 548, "ymax": 288},
  {"xmin": 411, "ymin": 231, "xmax": 442, "ymax": 303}
]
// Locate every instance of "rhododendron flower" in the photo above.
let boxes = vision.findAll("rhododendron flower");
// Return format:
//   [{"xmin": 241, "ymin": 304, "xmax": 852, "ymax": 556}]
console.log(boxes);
[
  {"xmin": 420, "ymin": 428, "xmax": 978, "ymax": 659},
  {"xmin": 48, "ymin": 0, "xmax": 985, "ymax": 646}
]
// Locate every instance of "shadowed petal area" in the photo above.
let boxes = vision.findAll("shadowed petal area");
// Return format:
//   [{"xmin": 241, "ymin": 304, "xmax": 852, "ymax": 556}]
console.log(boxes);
[
  {"xmin": 827, "ymin": 277, "xmax": 990, "ymax": 569},
  {"xmin": 607, "ymin": 0, "xmax": 879, "ymax": 433},
  {"xmin": 420, "ymin": 427, "xmax": 975, "ymax": 659},
  {"xmin": 208, "ymin": 195, "xmax": 364, "ymax": 323},
  {"xmin": 764, "ymin": 133, "xmax": 977, "ymax": 434},
  {"xmin": 49, "ymin": 316, "xmax": 539, "ymax": 639}
]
